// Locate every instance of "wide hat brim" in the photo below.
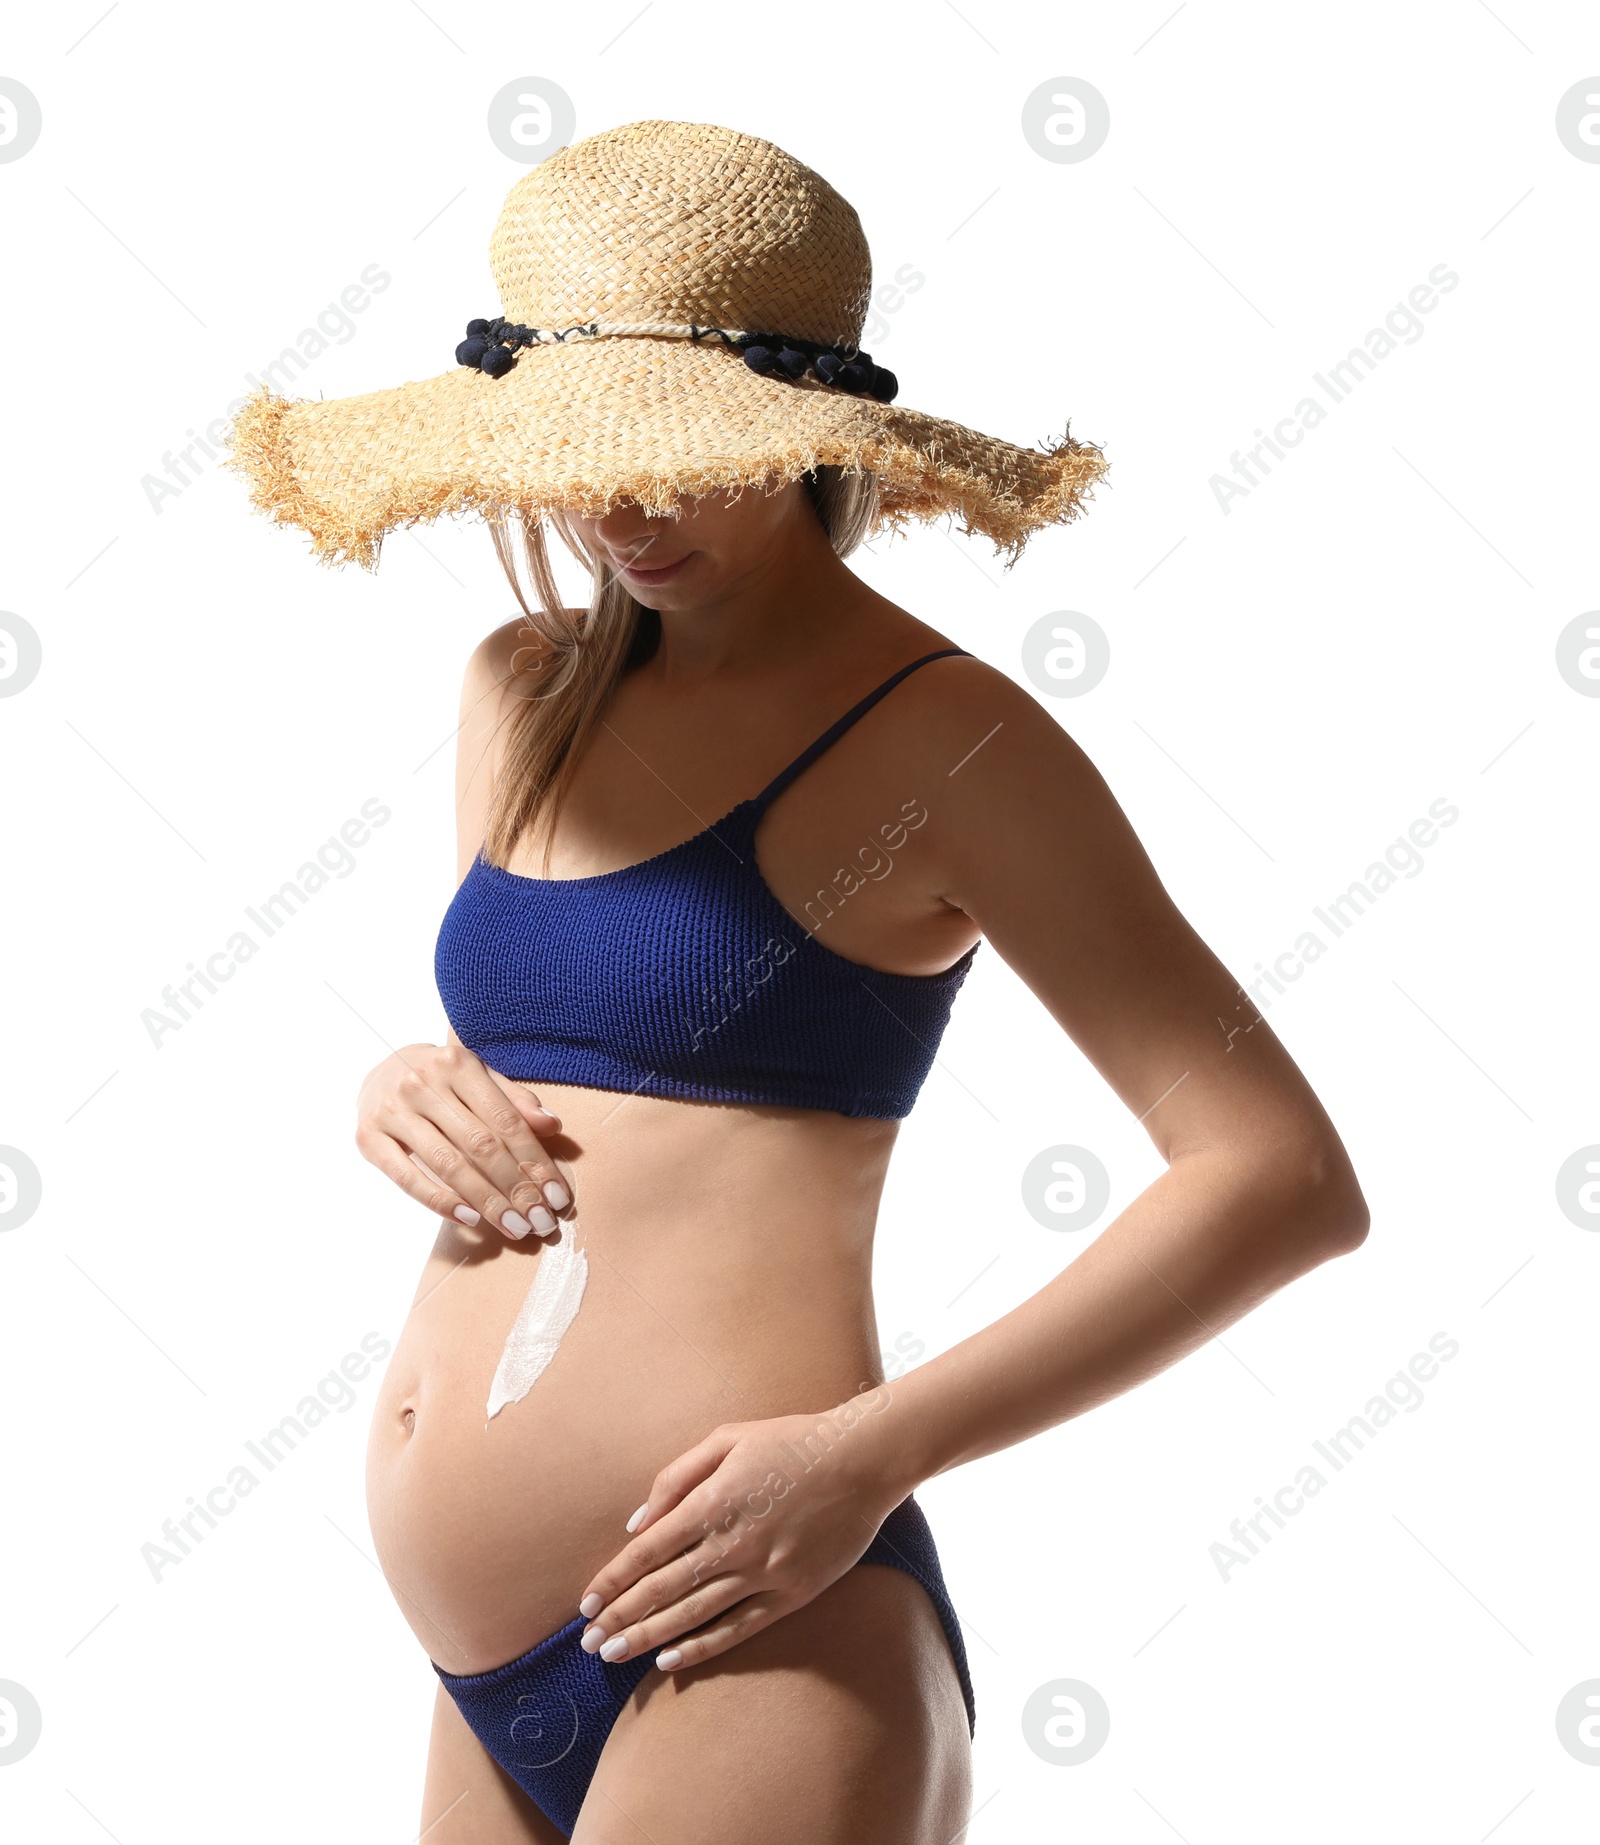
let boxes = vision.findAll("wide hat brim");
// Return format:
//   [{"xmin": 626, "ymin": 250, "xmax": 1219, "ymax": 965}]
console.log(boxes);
[{"xmin": 227, "ymin": 334, "xmax": 1107, "ymax": 571}]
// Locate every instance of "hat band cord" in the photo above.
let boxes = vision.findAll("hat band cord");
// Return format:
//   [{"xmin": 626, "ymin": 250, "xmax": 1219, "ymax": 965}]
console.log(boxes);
[{"xmin": 453, "ymin": 316, "xmax": 899, "ymax": 403}]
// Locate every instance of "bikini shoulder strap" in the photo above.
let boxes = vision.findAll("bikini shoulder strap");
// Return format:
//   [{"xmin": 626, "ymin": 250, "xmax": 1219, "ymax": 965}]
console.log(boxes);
[{"xmin": 752, "ymin": 648, "xmax": 973, "ymax": 813}]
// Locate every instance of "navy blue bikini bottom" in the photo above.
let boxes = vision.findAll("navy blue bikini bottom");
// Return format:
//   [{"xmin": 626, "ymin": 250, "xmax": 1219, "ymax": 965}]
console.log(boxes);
[{"xmin": 433, "ymin": 1495, "xmax": 975, "ymax": 1839}]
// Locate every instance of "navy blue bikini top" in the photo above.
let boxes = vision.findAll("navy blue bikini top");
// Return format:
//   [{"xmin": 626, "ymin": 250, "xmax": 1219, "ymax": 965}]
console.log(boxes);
[{"xmin": 435, "ymin": 649, "xmax": 978, "ymax": 1119}]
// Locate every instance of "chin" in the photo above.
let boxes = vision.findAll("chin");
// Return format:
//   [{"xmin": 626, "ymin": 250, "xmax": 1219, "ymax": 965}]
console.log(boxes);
[{"xmin": 625, "ymin": 574, "xmax": 701, "ymax": 608}]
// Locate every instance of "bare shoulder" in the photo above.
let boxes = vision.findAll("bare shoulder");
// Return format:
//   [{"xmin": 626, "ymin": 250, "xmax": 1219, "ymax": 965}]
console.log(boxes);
[
  {"xmin": 457, "ymin": 611, "xmax": 586, "ymax": 755},
  {"xmin": 872, "ymin": 646, "xmax": 1084, "ymax": 790},
  {"xmin": 876, "ymin": 645, "xmax": 1168, "ymax": 920},
  {"xmin": 452, "ymin": 610, "xmax": 580, "ymax": 878},
  {"xmin": 837, "ymin": 640, "xmax": 1131, "ymax": 894},
  {"xmin": 460, "ymin": 612, "xmax": 573, "ymax": 714}
]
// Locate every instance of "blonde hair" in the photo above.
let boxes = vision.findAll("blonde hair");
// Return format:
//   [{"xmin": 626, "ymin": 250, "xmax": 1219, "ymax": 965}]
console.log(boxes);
[{"xmin": 482, "ymin": 468, "xmax": 881, "ymax": 870}]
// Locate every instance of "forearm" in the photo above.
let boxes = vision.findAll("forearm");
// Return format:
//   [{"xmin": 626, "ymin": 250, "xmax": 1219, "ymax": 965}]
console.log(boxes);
[{"xmin": 859, "ymin": 1146, "xmax": 1368, "ymax": 1495}]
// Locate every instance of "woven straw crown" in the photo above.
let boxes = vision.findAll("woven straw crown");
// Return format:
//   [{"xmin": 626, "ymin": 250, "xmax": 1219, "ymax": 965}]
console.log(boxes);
[
  {"xmin": 491, "ymin": 122, "xmax": 872, "ymax": 347},
  {"xmin": 227, "ymin": 119, "xmax": 1106, "ymax": 570}
]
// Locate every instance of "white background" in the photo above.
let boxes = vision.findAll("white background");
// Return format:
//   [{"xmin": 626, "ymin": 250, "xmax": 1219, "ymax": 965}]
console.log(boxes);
[{"xmin": 2, "ymin": 2, "xmax": 1596, "ymax": 1840}]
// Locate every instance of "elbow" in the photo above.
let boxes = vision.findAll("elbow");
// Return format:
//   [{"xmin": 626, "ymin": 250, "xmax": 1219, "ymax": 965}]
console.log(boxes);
[
  {"xmin": 1320, "ymin": 1188, "xmax": 1371, "ymax": 1255},
  {"xmin": 1292, "ymin": 1140, "xmax": 1371, "ymax": 1257},
  {"xmin": 1171, "ymin": 1130, "xmax": 1372, "ymax": 1271}
]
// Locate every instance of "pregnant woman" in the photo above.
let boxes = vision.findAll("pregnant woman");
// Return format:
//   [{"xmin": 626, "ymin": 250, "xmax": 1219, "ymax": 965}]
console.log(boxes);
[{"xmin": 230, "ymin": 121, "xmax": 1369, "ymax": 1843}]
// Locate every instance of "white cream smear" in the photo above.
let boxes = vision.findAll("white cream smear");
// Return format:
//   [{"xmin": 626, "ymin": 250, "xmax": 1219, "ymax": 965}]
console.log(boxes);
[{"xmin": 486, "ymin": 1225, "xmax": 589, "ymax": 1420}]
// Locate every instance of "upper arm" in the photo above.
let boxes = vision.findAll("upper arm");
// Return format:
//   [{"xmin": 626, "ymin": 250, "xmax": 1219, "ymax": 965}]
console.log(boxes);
[{"xmin": 923, "ymin": 662, "xmax": 1358, "ymax": 1183}]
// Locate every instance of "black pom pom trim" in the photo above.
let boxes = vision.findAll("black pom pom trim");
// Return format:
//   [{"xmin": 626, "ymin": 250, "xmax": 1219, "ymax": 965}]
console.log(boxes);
[
  {"xmin": 734, "ymin": 329, "xmax": 898, "ymax": 401},
  {"xmin": 451, "ymin": 316, "xmax": 903, "ymax": 400}
]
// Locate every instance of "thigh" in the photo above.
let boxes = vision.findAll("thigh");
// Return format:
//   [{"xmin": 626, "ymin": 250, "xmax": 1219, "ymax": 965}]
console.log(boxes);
[
  {"xmin": 572, "ymin": 1564, "xmax": 973, "ymax": 1844},
  {"xmin": 421, "ymin": 1682, "xmax": 568, "ymax": 1845}
]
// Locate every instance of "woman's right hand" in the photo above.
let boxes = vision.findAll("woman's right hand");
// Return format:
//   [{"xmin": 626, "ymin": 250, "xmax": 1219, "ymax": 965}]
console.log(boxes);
[{"xmin": 354, "ymin": 1041, "xmax": 572, "ymax": 1241}]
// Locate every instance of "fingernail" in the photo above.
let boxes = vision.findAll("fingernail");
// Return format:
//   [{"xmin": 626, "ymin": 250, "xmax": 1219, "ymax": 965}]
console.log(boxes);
[
  {"xmin": 656, "ymin": 1648, "xmax": 683, "ymax": 1671},
  {"xmin": 580, "ymin": 1625, "xmax": 606, "ymax": 1654},
  {"xmin": 625, "ymin": 1503, "xmax": 649, "ymax": 1533},
  {"xmin": 453, "ymin": 1205, "xmax": 481, "ymax": 1226},
  {"xmin": 600, "ymin": 1636, "xmax": 630, "ymax": 1663},
  {"xmin": 530, "ymin": 1205, "xmax": 557, "ymax": 1235},
  {"xmin": 502, "ymin": 1211, "xmax": 531, "ymax": 1237},
  {"xmin": 579, "ymin": 1593, "xmax": 603, "ymax": 1619},
  {"xmin": 543, "ymin": 1180, "xmax": 571, "ymax": 1210}
]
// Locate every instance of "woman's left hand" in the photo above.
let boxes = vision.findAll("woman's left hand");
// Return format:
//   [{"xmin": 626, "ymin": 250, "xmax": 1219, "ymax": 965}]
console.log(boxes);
[{"xmin": 575, "ymin": 1396, "xmax": 913, "ymax": 1672}]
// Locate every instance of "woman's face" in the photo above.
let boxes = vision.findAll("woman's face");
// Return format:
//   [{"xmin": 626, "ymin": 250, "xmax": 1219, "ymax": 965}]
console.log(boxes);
[{"xmin": 568, "ymin": 480, "xmax": 814, "ymax": 609}]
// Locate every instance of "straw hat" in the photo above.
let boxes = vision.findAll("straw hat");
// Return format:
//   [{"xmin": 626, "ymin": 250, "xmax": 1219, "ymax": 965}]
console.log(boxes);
[{"xmin": 227, "ymin": 119, "xmax": 1107, "ymax": 570}]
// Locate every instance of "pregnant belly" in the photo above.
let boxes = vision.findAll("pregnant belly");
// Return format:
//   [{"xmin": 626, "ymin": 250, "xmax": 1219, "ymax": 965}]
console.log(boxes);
[{"xmin": 364, "ymin": 1084, "xmax": 896, "ymax": 1675}]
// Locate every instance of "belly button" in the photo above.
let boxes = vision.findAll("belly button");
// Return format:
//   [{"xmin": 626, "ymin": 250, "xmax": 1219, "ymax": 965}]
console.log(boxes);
[{"xmin": 400, "ymin": 1405, "xmax": 416, "ymax": 1434}]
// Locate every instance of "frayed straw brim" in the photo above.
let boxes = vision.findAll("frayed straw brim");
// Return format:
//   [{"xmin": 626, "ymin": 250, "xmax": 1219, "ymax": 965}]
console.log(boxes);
[{"xmin": 226, "ymin": 335, "xmax": 1106, "ymax": 572}]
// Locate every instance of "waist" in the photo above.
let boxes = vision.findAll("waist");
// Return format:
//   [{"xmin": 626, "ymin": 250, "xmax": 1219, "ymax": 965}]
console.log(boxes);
[
  {"xmin": 502, "ymin": 1075, "xmax": 899, "ymax": 1223},
  {"xmin": 386, "ymin": 1078, "xmax": 899, "ymax": 1406}
]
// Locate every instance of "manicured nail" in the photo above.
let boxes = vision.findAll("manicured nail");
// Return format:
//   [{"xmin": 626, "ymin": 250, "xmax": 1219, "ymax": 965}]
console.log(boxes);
[
  {"xmin": 579, "ymin": 1593, "xmax": 603, "ymax": 1619},
  {"xmin": 530, "ymin": 1206, "xmax": 557, "ymax": 1235},
  {"xmin": 543, "ymin": 1180, "xmax": 571, "ymax": 1210},
  {"xmin": 656, "ymin": 1648, "xmax": 683, "ymax": 1671},
  {"xmin": 453, "ymin": 1204, "xmax": 481, "ymax": 1226},
  {"xmin": 626, "ymin": 1503, "xmax": 649, "ymax": 1533},
  {"xmin": 502, "ymin": 1211, "xmax": 531, "ymax": 1237},
  {"xmin": 580, "ymin": 1626, "xmax": 606, "ymax": 1654},
  {"xmin": 599, "ymin": 1636, "xmax": 630, "ymax": 1663}
]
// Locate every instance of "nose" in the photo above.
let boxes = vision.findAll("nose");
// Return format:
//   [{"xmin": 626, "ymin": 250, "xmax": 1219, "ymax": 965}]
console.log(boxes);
[{"xmin": 592, "ymin": 502, "xmax": 676, "ymax": 563}]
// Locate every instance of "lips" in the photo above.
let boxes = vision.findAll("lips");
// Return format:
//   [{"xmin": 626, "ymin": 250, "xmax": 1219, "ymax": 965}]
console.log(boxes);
[{"xmin": 618, "ymin": 552, "xmax": 691, "ymax": 582}]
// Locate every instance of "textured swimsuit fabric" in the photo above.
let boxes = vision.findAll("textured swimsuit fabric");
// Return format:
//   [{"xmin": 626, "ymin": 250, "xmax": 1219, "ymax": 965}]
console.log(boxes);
[
  {"xmin": 434, "ymin": 650, "xmax": 978, "ymax": 1121},
  {"xmin": 433, "ymin": 1495, "xmax": 976, "ymax": 1839}
]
